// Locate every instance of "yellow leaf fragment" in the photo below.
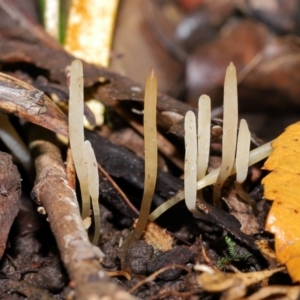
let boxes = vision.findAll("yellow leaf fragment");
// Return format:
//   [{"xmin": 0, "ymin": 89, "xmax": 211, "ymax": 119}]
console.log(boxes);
[
  {"xmin": 262, "ymin": 121, "xmax": 300, "ymax": 282},
  {"xmin": 65, "ymin": 0, "xmax": 119, "ymax": 67}
]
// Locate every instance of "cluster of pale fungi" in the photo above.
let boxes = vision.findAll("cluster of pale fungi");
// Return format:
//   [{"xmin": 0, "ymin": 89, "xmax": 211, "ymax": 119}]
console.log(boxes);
[
  {"xmin": 148, "ymin": 62, "xmax": 273, "ymax": 221},
  {"xmin": 0, "ymin": 60, "xmax": 274, "ymax": 247},
  {"xmin": 0, "ymin": 58, "xmax": 275, "ymax": 257}
]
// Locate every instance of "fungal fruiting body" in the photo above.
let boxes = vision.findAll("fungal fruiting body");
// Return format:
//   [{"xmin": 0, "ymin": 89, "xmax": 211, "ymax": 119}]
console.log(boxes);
[
  {"xmin": 69, "ymin": 59, "xmax": 90, "ymax": 220},
  {"xmin": 121, "ymin": 68, "xmax": 158, "ymax": 266},
  {"xmin": 184, "ymin": 110, "xmax": 197, "ymax": 213},
  {"xmin": 213, "ymin": 62, "xmax": 238, "ymax": 206},
  {"xmin": 69, "ymin": 59, "xmax": 101, "ymax": 245},
  {"xmin": 149, "ymin": 62, "xmax": 274, "ymax": 221}
]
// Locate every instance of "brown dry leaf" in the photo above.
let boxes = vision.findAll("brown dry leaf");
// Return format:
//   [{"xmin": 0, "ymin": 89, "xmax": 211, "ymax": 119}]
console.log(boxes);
[
  {"xmin": 262, "ymin": 121, "xmax": 300, "ymax": 281},
  {"xmin": 223, "ymin": 188, "xmax": 260, "ymax": 235}
]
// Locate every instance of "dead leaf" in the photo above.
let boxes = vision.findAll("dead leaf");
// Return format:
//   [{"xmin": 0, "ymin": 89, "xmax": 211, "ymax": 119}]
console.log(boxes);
[
  {"xmin": 263, "ymin": 121, "xmax": 300, "ymax": 281},
  {"xmin": 196, "ymin": 265, "xmax": 285, "ymax": 300},
  {"xmin": 223, "ymin": 188, "xmax": 260, "ymax": 235},
  {"xmin": 243, "ymin": 285, "xmax": 300, "ymax": 300}
]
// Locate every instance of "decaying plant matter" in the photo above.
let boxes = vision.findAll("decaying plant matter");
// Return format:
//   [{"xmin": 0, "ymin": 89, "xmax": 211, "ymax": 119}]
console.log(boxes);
[{"xmin": 1, "ymin": 1, "xmax": 300, "ymax": 299}]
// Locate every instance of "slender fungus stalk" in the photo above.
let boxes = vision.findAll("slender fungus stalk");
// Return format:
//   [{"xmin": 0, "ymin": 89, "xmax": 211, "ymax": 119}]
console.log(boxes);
[
  {"xmin": 213, "ymin": 62, "xmax": 238, "ymax": 206},
  {"xmin": 193, "ymin": 95, "xmax": 211, "ymax": 214},
  {"xmin": 236, "ymin": 119, "xmax": 250, "ymax": 184},
  {"xmin": 121, "ymin": 68, "xmax": 158, "ymax": 266},
  {"xmin": 84, "ymin": 140, "xmax": 101, "ymax": 245},
  {"xmin": 184, "ymin": 111, "xmax": 197, "ymax": 213},
  {"xmin": 235, "ymin": 119, "xmax": 258, "ymax": 214},
  {"xmin": 134, "ymin": 68, "xmax": 158, "ymax": 236},
  {"xmin": 197, "ymin": 95, "xmax": 211, "ymax": 187},
  {"xmin": 69, "ymin": 60, "xmax": 90, "ymax": 220}
]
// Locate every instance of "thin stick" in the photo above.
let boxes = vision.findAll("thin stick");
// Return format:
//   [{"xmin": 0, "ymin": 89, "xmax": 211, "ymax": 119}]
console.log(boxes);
[
  {"xmin": 128, "ymin": 264, "xmax": 190, "ymax": 293},
  {"xmin": 28, "ymin": 125, "xmax": 134, "ymax": 300},
  {"xmin": 97, "ymin": 163, "xmax": 139, "ymax": 216}
]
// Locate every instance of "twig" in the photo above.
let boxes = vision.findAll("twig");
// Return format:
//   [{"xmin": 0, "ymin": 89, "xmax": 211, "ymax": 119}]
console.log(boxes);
[
  {"xmin": 28, "ymin": 125, "xmax": 135, "ymax": 300},
  {"xmin": 128, "ymin": 264, "xmax": 191, "ymax": 293}
]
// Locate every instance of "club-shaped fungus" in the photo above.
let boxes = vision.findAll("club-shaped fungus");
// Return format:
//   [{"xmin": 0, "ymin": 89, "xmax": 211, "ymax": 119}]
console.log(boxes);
[
  {"xmin": 197, "ymin": 95, "xmax": 211, "ymax": 182},
  {"xmin": 213, "ymin": 62, "xmax": 238, "ymax": 206},
  {"xmin": 197, "ymin": 94, "xmax": 211, "ymax": 207},
  {"xmin": 184, "ymin": 95, "xmax": 211, "ymax": 213},
  {"xmin": 184, "ymin": 111, "xmax": 197, "ymax": 213},
  {"xmin": 69, "ymin": 59, "xmax": 100, "ymax": 244},
  {"xmin": 149, "ymin": 62, "xmax": 274, "ymax": 222},
  {"xmin": 84, "ymin": 140, "xmax": 100, "ymax": 244},
  {"xmin": 121, "ymin": 68, "xmax": 158, "ymax": 266},
  {"xmin": 69, "ymin": 59, "xmax": 90, "ymax": 220},
  {"xmin": 236, "ymin": 119, "xmax": 250, "ymax": 184},
  {"xmin": 235, "ymin": 119, "xmax": 258, "ymax": 214}
]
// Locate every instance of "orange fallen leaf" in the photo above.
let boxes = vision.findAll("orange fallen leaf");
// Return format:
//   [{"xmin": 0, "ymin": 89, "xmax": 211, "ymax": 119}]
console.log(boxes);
[{"xmin": 262, "ymin": 121, "xmax": 300, "ymax": 282}]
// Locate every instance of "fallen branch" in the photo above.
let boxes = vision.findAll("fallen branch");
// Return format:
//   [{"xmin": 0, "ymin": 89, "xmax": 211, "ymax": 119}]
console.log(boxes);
[{"xmin": 28, "ymin": 125, "xmax": 135, "ymax": 300}]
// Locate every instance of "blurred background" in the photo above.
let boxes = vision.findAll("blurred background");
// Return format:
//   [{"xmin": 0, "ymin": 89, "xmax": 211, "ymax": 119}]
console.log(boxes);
[{"xmin": 8, "ymin": 0, "xmax": 300, "ymax": 140}]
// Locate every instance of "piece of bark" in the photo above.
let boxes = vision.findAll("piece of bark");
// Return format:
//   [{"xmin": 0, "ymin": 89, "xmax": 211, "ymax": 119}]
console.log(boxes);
[
  {"xmin": 0, "ymin": 72, "xmax": 68, "ymax": 136},
  {"xmin": 0, "ymin": 151, "xmax": 21, "ymax": 259},
  {"xmin": 0, "ymin": 34, "xmax": 192, "ymax": 136},
  {"xmin": 195, "ymin": 199, "xmax": 258, "ymax": 251},
  {"xmin": 28, "ymin": 126, "xmax": 135, "ymax": 300}
]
